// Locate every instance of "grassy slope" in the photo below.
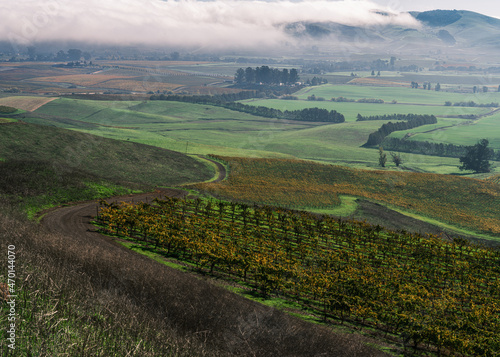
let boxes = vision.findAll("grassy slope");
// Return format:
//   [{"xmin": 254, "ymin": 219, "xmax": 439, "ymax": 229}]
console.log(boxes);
[
  {"xmin": 30, "ymin": 98, "xmax": 299, "ymax": 158},
  {"xmin": 389, "ymin": 112, "xmax": 500, "ymax": 149},
  {"xmin": 0, "ymin": 122, "xmax": 213, "ymax": 216}
]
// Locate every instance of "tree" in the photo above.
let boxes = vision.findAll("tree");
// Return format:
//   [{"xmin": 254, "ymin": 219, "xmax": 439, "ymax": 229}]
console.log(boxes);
[
  {"xmin": 435, "ymin": 83, "xmax": 441, "ymax": 91},
  {"xmin": 245, "ymin": 67, "xmax": 255, "ymax": 84},
  {"xmin": 67, "ymin": 49, "xmax": 82, "ymax": 61},
  {"xmin": 234, "ymin": 68, "xmax": 245, "ymax": 84},
  {"xmin": 289, "ymin": 68, "xmax": 299, "ymax": 84},
  {"xmin": 391, "ymin": 152, "xmax": 403, "ymax": 167},
  {"xmin": 483, "ymin": 86, "xmax": 488, "ymax": 93},
  {"xmin": 379, "ymin": 147, "xmax": 387, "ymax": 167},
  {"xmin": 55, "ymin": 50, "xmax": 67, "ymax": 62},
  {"xmin": 459, "ymin": 139, "xmax": 493, "ymax": 173}
]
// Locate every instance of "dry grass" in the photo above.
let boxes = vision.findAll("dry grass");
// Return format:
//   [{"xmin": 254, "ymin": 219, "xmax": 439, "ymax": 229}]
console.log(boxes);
[{"xmin": 0, "ymin": 96, "xmax": 58, "ymax": 111}]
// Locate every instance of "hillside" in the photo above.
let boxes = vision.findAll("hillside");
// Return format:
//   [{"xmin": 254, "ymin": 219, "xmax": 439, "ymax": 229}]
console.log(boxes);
[
  {"xmin": 286, "ymin": 9, "xmax": 500, "ymax": 53},
  {"xmin": 0, "ymin": 121, "xmax": 213, "ymax": 215}
]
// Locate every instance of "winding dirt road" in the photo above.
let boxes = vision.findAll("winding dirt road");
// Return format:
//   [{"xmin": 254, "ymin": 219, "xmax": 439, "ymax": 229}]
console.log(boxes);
[{"xmin": 40, "ymin": 155, "xmax": 226, "ymax": 241}]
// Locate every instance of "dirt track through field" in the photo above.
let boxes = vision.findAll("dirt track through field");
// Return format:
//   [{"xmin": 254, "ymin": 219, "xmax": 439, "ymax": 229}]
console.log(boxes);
[
  {"xmin": 197, "ymin": 155, "xmax": 226, "ymax": 182},
  {"xmin": 40, "ymin": 188, "xmax": 187, "ymax": 246},
  {"xmin": 40, "ymin": 155, "xmax": 226, "ymax": 240}
]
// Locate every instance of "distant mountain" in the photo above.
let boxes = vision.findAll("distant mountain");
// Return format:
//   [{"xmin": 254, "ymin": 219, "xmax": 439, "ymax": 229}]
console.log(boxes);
[{"xmin": 284, "ymin": 9, "xmax": 500, "ymax": 54}]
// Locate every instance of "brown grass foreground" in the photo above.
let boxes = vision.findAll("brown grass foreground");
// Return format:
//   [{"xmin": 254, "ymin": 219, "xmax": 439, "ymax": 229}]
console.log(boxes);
[{"xmin": 0, "ymin": 202, "xmax": 389, "ymax": 356}]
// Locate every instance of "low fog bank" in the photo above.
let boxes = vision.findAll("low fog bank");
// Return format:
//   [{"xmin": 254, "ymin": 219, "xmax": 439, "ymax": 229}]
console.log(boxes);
[{"xmin": 2, "ymin": 0, "xmax": 420, "ymax": 53}]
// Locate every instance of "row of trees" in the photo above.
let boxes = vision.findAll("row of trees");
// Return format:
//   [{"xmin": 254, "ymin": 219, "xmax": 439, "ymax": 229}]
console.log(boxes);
[
  {"xmin": 150, "ymin": 93, "xmax": 344, "ymax": 123},
  {"xmin": 234, "ymin": 66, "xmax": 299, "ymax": 85},
  {"xmin": 410, "ymin": 82, "xmax": 441, "ymax": 91},
  {"xmin": 356, "ymin": 113, "xmax": 430, "ymax": 121},
  {"xmin": 223, "ymin": 105, "xmax": 344, "ymax": 123},
  {"xmin": 363, "ymin": 115, "xmax": 438, "ymax": 147},
  {"xmin": 410, "ymin": 82, "xmax": 442, "ymax": 91},
  {"xmin": 381, "ymin": 138, "xmax": 496, "ymax": 173},
  {"xmin": 445, "ymin": 101, "xmax": 499, "ymax": 107}
]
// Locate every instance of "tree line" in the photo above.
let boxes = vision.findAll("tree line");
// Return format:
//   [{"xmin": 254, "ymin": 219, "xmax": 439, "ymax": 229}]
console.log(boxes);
[
  {"xmin": 363, "ymin": 115, "xmax": 437, "ymax": 146},
  {"xmin": 445, "ymin": 101, "xmax": 499, "ymax": 107},
  {"xmin": 381, "ymin": 137, "xmax": 498, "ymax": 172},
  {"xmin": 357, "ymin": 113, "xmax": 433, "ymax": 121},
  {"xmin": 150, "ymin": 94, "xmax": 344, "ymax": 123},
  {"xmin": 234, "ymin": 66, "xmax": 299, "ymax": 85}
]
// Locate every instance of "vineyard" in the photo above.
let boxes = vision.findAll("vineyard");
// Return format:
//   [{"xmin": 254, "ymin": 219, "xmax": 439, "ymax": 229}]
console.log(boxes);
[
  {"xmin": 96, "ymin": 197, "xmax": 500, "ymax": 356},
  {"xmin": 195, "ymin": 157, "xmax": 500, "ymax": 235}
]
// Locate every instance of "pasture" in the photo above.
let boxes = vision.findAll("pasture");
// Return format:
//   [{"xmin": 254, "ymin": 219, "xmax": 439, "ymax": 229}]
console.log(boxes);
[
  {"xmin": 388, "ymin": 112, "xmax": 500, "ymax": 149},
  {"xmin": 292, "ymin": 84, "xmax": 500, "ymax": 105},
  {"xmin": 240, "ymin": 98, "xmax": 489, "ymax": 121},
  {"xmin": 28, "ymin": 97, "xmax": 498, "ymax": 175}
]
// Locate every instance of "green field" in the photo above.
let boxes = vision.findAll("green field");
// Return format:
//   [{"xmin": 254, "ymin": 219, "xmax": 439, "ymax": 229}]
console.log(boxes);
[
  {"xmin": 25, "ymin": 97, "xmax": 498, "ymax": 175},
  {"xmin": 388, "ymin": 112, "xmax": 500, "ymax": 149},
  {"xmin": 290, "ymin": 84, "xmax": 500, "ymax": 105},
  {"xmin": 240, "ymin": 98, "xmax": 489, "ymax": 121}
]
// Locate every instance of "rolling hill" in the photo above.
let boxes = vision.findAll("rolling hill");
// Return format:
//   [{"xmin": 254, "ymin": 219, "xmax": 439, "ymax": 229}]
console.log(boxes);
[{"xmin": 286, "ymin": 9, "xmax": 500, "ymax": 53}]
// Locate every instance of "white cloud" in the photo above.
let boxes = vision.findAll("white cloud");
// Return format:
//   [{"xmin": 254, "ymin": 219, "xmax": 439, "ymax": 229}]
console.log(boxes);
[{"xmin": 2, "ymin": 0, "xmax": 421, "ymax": 50}]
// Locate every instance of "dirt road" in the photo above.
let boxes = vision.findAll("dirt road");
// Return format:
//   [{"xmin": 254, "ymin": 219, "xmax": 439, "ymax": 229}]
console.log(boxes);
[
  {"xmin": 40, "ymin": 154, "xmax": 226, "ymax": 240},
  {"xmin": 40, "ymin": 188, "xmax": 187, "ymax": 245}
]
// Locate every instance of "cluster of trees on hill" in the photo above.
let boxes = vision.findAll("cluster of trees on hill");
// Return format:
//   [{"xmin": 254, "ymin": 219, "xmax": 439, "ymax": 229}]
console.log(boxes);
[
  {"xmin": 305, "ymin": 77, "xmax": 328, "ymax": 86},
  {"xmin": 364, "ymin": 115, "xmax": 437, "ymax": 146},
  {"xmin": 150, "ymin": 94, "xmax": 344, "ymax": 123},
  {"xmin": 234, "ymin": 66, "xmax": 299, "ymax": 85}
]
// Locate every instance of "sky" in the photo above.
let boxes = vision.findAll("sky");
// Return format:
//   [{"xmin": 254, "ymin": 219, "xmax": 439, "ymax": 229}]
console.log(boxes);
[
  {"xmin": 1, "ymin": 0, "xmax": 499, "ymax": 52},
  {"xmin": 372, "ymin": 0, "xmax": 500, "ymax": 19}
]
